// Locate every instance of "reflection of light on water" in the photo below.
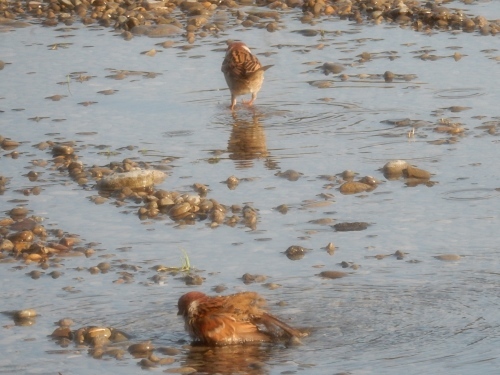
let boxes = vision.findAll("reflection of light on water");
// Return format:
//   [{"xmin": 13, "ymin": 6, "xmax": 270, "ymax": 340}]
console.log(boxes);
[
  {"xmin": 183, "ymin": 343, "xmax": 277, "ymax": 375},
  {"xmin": 227, "ymin": 112, "xmax": 269, "ymax": 169},
  {"xmin": 2, "ymin": 4, "xmax": 500, "ymax": 374}
]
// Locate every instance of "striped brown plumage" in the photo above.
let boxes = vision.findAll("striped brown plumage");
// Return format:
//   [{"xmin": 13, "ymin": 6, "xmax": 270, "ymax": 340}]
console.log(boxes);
[
  {"xmin": 177, "ymin": 291, "xmax": 305, "ymax": 345},
  {"xmin": 221, "ymin": 41, "xmax": 273, "ymax": 110}
]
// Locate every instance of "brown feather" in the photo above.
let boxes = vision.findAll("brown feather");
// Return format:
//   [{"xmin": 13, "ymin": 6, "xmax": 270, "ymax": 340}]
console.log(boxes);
[
  {"xmin": 220, "ymin": 41, "xmax": 272, "ymax": 110},
  {"xmin": 178, "ymin": 291, "xmax": 306, "ymax": 345}
]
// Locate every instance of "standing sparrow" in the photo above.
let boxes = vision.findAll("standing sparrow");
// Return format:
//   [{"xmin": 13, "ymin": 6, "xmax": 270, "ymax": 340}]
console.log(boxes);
[
  {"xmin": 177, "ymin": 291, "xmax": 305, "ymax": 345},
  {"xmin": 221, "ymin": 41, "xmax": 273, "ymax": 111}
]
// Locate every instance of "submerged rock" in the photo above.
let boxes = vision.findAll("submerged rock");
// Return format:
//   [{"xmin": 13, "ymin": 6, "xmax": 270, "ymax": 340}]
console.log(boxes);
[
  {"xmin": 317, "ymin": 271, "xmax": 348, "ymax": 279},
  {"xmin": 131, "ymin": 24, "xmax": 183, "ymax": 38},
  {"xmin": 98, "ymin": 170, "xmax": 166, "ymax": 191}
]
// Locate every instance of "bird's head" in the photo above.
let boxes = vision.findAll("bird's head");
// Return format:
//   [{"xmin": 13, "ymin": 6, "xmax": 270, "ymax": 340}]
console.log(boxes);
[
  {"xmin": 226, "ymin": 41, "xmax": 251, "ymax": 54},
  {"xmin": 177, "ymin": 291, "xmax": 206, "ymax": 316}
]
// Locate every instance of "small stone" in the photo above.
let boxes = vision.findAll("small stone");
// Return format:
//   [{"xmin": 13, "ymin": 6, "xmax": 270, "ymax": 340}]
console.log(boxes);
[
  {"xmin": 241, "ymin": 273, "xmax": 267, "ymax": 284},
  {"xmin": 333, "ymin": 222, "xmax": 370, "ymax": 232},
  {"xmin": 318, "ymin": 271, "xmax": 348, "ymax": 279},
  {"xmin": 383, "ymin": 71, "xmax": 395, "ymax": 82},
  {"xmin": 383, "ymin": 160, "xmax": 409, "ymax": 179},
  {"xmin": 184, "ymin": 274, "xmax": 203, "ymax": 285},
  {"xmin": 325, "ymin": 242, "xmax": 335, "ymax": 255},
  {"xmin": 405, "ymin": 165, "xmax": 431, "ymax": 179},
  {"xmin": 339, "ymin": 181, "xmax": 372, "ymax": 194},
  {"xmin": 284, "ymin": 245, "xmax": 306, "ymax": 260},
  {"xmin": 434, "ymin": 254, "xmax": 461, "ymax": 261}
]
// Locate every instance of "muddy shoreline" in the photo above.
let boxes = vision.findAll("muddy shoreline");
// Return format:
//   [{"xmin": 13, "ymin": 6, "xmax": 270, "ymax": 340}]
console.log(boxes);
[{"xmin": 1, "ymin": 0, "xmax": 499, "ymax": 41}]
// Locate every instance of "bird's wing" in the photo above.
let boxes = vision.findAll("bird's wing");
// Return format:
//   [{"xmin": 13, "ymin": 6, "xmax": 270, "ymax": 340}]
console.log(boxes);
[
  {"xmin": 222, "ymin": 292, "xmax": 266, "ymax": 316},
  {"xmin": 259, "ymin": 312, "xmax": 307, "ymax": 338},
  {"xmin": 221, "ymin": 49, "xmax": 263, "ymax": 79},
  {"xmin": 194, "ymin": 312, "xmax": 269, "ymax": 345}
]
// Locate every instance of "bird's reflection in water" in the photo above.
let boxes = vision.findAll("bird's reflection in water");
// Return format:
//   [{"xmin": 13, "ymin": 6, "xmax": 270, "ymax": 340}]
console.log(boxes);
[
  {"xmin": 183, "ymin": 343, "xmax": 276, "ymax": 375},
  {"xmin": 227, "ymin": 111, "xmax": 278, "ymax": 170}
]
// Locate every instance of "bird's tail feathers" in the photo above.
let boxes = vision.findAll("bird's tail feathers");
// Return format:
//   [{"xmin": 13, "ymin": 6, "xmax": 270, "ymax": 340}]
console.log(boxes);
[{"xmin": 260, "ymin": 312, "xmax": 307, "ymax": 339}]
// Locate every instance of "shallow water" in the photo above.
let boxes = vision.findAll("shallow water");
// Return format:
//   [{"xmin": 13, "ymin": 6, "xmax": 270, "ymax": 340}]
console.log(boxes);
[{"xmin": 1, "ymin": 2, "xmax": 500, "ymax": 374}]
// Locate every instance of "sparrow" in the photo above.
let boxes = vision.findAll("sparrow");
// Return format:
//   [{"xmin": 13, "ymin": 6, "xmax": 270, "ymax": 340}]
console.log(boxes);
[
  {"xmin": 221, "ymin": 41, "xmax": 273, "ymax": 111},
  {"xmin": 177, "ymin": 291, "xmax": 305, "ymax": 345}
]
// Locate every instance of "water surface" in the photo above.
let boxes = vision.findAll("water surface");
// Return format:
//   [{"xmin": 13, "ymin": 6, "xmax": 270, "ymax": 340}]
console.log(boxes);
[{"xmin": 1, "ymin": 2, "xmax": 500, "ymax": 374}]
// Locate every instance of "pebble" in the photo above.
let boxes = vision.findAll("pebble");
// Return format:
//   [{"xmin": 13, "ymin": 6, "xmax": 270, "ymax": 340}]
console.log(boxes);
[
  {"xmin": 333, "ymin": 222, "xmax": 370, "ymax": 232},
  {"xmin": 51, "ymin": 326, "xmax": 72, "ymax": 339},
  {"xmin": 14, "ymin": 308, "xmax": 37, "ymax": 319},
  {"xmin": 184, "ymin": 274, "xmax": 203, "ymax": 285},
  {"xmin": 52, "ymin": 144, "xmax": 74, "ymax": 156},
  {"xmin": 226, "ymin": 175, "xmax": 239, "ymax": 189},
  {"xmin": 275, "ymin": 169, "xmax": 302, "ymax": 181},
  {"xmin": 138, "ymin": 358, "xmax": 157, "ymax": 368},
  {"xmin": 96, "ymin": 262, "xmax": 111, "ymax": 272},
  {"xmin": 383, "ymin": 71, "xmax": 395, "ymax": 82},
  {"xmin": 157, "ymin": 357, "xmax": 175, "ymax": 365},
  {"xmin": 284, "ymin": 245, "xmax": 307, "ymax": 260},
  {"xmin": 241, "ymin": 273, "xmax": 267, "ymax": 284},
  {"xmin": 56, "ymin": 318, "xmax": 74, "ymax": 327},
  {"xmin": 263, "ymin": 282, "xmax": 281, "ymax": 290},
  {"xmin": 164, "ymin": 367, "xmax": 198, "ymax": 374},
  {"xmin": 212, "ymin": 284, "xmax": 227, "ymax": 293},
  {"xmin": 434, "ymin": 254, "xmax": 461, "ymax": 261},
  {"xmin": 128, "ymin": 341, "xmax": 154, "ymax": 356},
  {"xmin": 27, "ymin": 270, "xmax": 43, "ymax": 279},
  {"xmin": 157, "ymin": 347, "xmax": 182, "ymax": 356},
  {"xmin": 405, "ymin": 165, "xmax": 431, "ymax": 180},
  {"xmin": 325, "ymin": 242, "xmax": 335, "ymax": 255},
  {"xmin": 1, "ymin": 138, "xmax": 20, "ymax": 150},
  {"xmin": 383, "ymin": 160, "xmax": 409, "ymax": 178},
  {"xmin": 339, "ymin": 181, "xmax": 372, "ymax": 194},
  {"xmin": 98, "ymin": 170, "xmax": 166, "ymax": 191},
  {"xmin": 275, "ymin": 204, "xmax": 288, "ymax": 214},
  {"xmin": 322, "ymin": 62, "xmax": 344, "ymax": 75},
  {"xmin": 317, "ymin": 271, "xmax": 348, "ymax": 279},
  {"xmin": 49, "ymin": 271, "xmax": 63, "ymax": 279}
]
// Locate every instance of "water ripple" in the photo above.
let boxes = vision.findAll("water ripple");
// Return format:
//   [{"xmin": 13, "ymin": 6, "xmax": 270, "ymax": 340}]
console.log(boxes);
[
  {"xmin": 434, "ymin": 88, "xmax": 486, "ymax": 99},
  {"xmin": 442, "ymin": 188, "xmax": 500, "ymax": 201}
]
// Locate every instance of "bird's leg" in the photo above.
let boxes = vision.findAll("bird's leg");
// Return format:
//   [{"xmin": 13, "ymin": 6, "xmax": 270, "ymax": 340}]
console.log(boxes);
[
  {"xmin": 242, "ymin": 93, "xmax": 257, "ymax": 106},
  {"xmin": 230, "ymin": 94, "xmax": 237, "ymax": 111}
]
